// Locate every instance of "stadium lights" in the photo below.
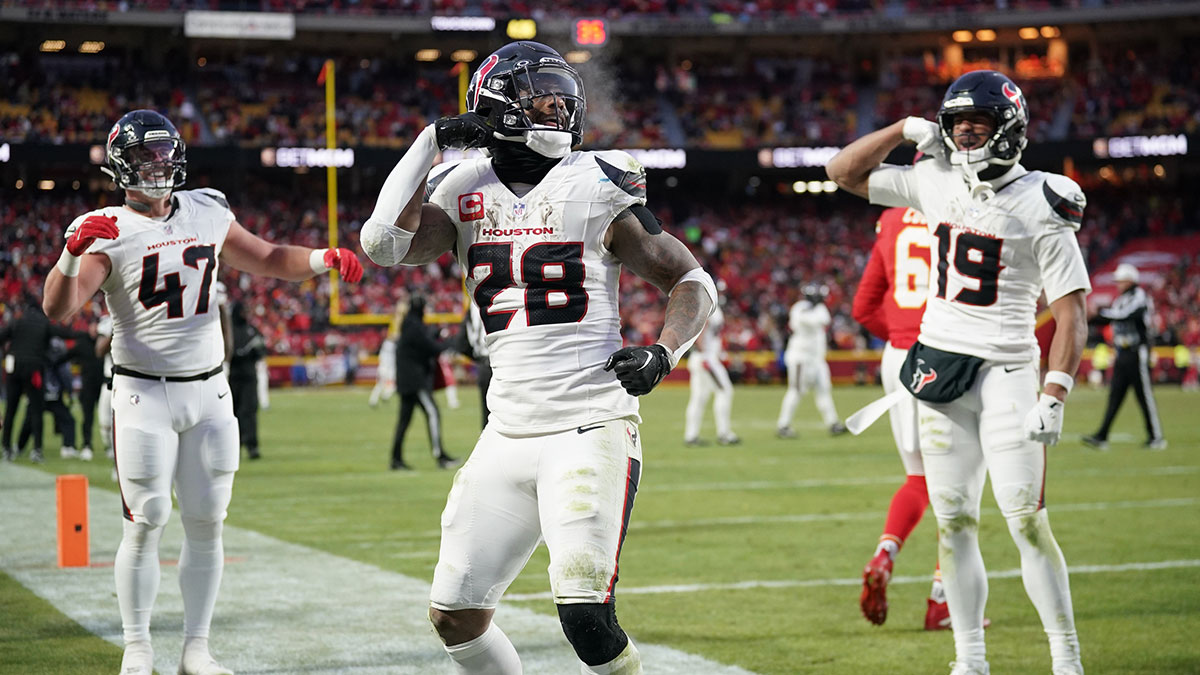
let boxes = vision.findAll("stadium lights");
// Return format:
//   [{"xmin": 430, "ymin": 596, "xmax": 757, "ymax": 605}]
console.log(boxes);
[
  {"xmin": 15, "ymin": 179, "xmax": 24, "ymax": 189},
  {"xmin": 197, "ymin": 57, "xmax": 207, "ymax": 67},
  {"xmin": 952, "ymin": 30, "xmax": 973, "ymax": 43},
  {"xmin": 823, "ymin": 180, "xmax": 838, "ymax": 192},
  {"xmin": 507, "ymin": 19, "xmax": 536, "ymax": 40},
  {"xmin": 38, "ymin": 179, "xmax": 55, "ymax": 190},
  {"xmin": 1040, "ymin": 26, "xmax": 1061, "ymax": 38},
  {"xmin": 0, "ymin": 142, "xmax": 9, "ymax": 163},
  {"xmin": 1019, "ymin": 27, "xmax": 1039, "ymax": 39},
  {"xmin": 975, "ymin": 29, "xmax": 996, "ymax": 42},
  {"xmin": 79, "ymin": 41, "xmax": 105, "ymax": 53},
  {"xmin": 1154, "ymin": 164, "xmax": 1166, "ymax": 178},
  {"xmin": 415, "ymin": 49, "xmax": 440, "ymax": 62},
  {"xmin": 40, "ymin": 40, "xmax": 66, "ymax": 52},
  {"xmin": 565, "ymin": 51, "xmax": 591, "ymax": 64},
  {"xmin": 792, "ymin": 181, "xmax": 807, "ymax": 194},
  {"xmin": 450, "ymin": 50, "xmax": 477, "ymax": 63},
  {"xmin": 431, "ymin": 16, "xmax": 496, "ymax": 31},
  {"xmin": 72, "ymin": 180, "xmax": 81, "ymax": 190}
]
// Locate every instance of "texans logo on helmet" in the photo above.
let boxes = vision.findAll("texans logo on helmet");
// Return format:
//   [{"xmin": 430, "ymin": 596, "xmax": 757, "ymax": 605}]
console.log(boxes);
[{"xmin": 1002, "ymin": 82, "xmax": 1024, "ymax": 114}]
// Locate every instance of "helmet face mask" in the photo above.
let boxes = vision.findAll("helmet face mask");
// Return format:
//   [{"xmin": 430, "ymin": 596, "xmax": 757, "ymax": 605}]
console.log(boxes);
[
  {"xmin": 468, "ymin": 42, "xmax": 586, "ymax": 154},
  {"xmin": 103, "ymin": 110, "xmax": 186, "ymax": 197},
  {"xmin": 936, "ymin": 70, "xmax": 1028, "ymax": 163}
]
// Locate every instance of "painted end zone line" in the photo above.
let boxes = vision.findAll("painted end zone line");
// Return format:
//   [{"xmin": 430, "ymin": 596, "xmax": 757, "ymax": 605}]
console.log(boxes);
[{"xmin": 505, "ymin": 559, "xmax": 1200, "ymax": 602}]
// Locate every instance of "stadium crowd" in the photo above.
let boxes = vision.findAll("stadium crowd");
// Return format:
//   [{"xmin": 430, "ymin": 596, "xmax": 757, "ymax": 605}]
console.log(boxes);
[
  {"xmin": 0, "ymin": 0, "xmax": 1154, "ymax": 18},
  {"xmin": 4, "ymin": 180, "xmax": 1198, "ymax": 377},
  {"xmin": 3, "ymin": 42, "xmax": 1198, "ymax": 150}
]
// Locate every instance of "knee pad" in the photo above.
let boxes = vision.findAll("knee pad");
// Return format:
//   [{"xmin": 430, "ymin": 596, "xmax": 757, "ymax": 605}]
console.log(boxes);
[
  {"xmin": 929, "ymin": 488, "xmax": 978, "ymax": 535},
  {"xmin": 179, "ymin": 514, "xmax": 224, "ymax": 543},
  {"xmin": 140, "ymin": 495, "xmax": 173, "ymax": 529},
  {"xmin": 994, "ymin": 483, "xmax": 1040, "ymax": 519},
  {"xmin": 557, "ymin": 602, "xmax": 628, "ymax": 667}
]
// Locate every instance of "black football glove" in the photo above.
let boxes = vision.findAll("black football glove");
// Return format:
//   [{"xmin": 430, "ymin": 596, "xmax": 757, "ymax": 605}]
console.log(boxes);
[
  {"xmin": 603, "ymin": 344, "xmax": 673, "ymax": 397},
  {"xmin": 434, "ymin": 112, "xmax": 493, "ymax": 150}
]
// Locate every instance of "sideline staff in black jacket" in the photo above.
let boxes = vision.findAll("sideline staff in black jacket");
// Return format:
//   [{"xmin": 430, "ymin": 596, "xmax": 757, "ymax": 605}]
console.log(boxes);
[{"xmin": 391, "ymin": 296, "xmax": 458, "ymax": 470}]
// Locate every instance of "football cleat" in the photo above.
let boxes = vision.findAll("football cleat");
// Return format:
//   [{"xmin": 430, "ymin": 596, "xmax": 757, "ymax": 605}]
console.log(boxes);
[
  {"xmin": 390, "ymin": 460, "xmax": 413, "ymax": 471},
  {"xmin": 1144, "ymin": 438, "xmax": 1168, "ymax": 451},
  {"xmin": 3, "ymin": 446, "xmax": 13, "ymax": 462},
  {"xmin": 1080, "ymin": 435, "xmax": 1109, "ymax": 451},
  {"xmin": 80, "ymin": 447, "xmax": 94, "ymax": 461},
  {"xmin": 717, "ymin": 434, "xmax": 742, "ymax": 446},
  {"xmin": 61, "ymin": 446, "xmax": 79, "ymax": 459},
  {"xmin": 860, "ymin": 550, "xmax": 892, "ymax": 625},
  {"xmin": 829, "ymin": 422, "xmax": 849, "ymax": 436},
  {"xmin": 436, "ymin": 454, "xmax": 462, "ymax": 470},
  {"xmin": 30, "ymin": 448, "xmax": 44, "ymax": 464},
  {"xmin": 120, "ymin": 640, "xmax": 154, "ymax": 675},
  {"xmin": 776, "ymin": 427, "xmax": 797, "ymax": 439},
  {"xmin": 683, "ymin": 437, "xmax": 711, "ymax": 447},
  {"xmin": 179, "ymin": 638, "xmax": 233, "ymax": 675}
]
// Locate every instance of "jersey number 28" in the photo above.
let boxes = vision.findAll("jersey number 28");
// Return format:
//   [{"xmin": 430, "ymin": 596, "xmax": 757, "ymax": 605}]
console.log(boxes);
[{"xmin": 468, "ymin": 242, "xmax": 587, "ymax": 334}]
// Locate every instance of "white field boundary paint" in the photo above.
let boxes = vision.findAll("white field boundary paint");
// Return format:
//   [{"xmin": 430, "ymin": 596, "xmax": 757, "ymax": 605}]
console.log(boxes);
[
  {"xmin": 505, "ymin": 560, "xmax": 1200, "ymax": 603},
  {"xmin": 649, "ymin": 465, "xmax": 1200, "ymax": 492},
  {"xmin": 0, "ymin": 465, "xmax": 756, "ymax": 675}
]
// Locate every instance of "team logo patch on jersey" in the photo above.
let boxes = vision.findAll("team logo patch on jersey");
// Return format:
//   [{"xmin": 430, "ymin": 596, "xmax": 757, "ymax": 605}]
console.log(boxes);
[
  {"xmin": 458, "ymin": 192, "xmax": 484, "ymax": 221},
  {"xmin": 513, "ymin": 202, "xmax": 525, "ymax": 218},
  {"xmin": 627, "ymin": 426, "xmax": 639, "ymax": 447},
  {"xmin": 1002, "ymin": 82, "xmax": 1025, "ymax": 115},
  {"xmin": 909, "ymin": 359, "xmax": 938, "ymax": 394},
  {"xmin": 129, "ymin": 394, "xmax": 140, "ymax": 405}
]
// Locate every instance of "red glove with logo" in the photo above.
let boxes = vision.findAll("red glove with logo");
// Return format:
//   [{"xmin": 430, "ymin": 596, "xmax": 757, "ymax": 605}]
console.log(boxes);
[
  {"xmin": 66, "ymin": 214, "xmax": 119, "ymax": 256},
  {"xmin": 324, "ymin": 247, "xmax": 364, "ymax": 283}
]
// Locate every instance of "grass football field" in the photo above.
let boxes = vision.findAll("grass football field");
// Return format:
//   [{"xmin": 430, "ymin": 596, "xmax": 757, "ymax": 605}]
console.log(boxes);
[{"xmin": 2, "ymin": 383, "xmax": 1198, "ymax": 674}]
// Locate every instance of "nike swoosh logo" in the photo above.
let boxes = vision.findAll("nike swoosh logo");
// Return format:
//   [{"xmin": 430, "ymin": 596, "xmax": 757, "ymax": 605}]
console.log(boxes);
[
  {"xmin": 637, "ymin": 353, "xmax": 654, "ymax": 370},
  {"xmin": 1039, "ymin": 419, "xmax": 1045, "ymax": 431},
  {"xmin": 218, "ymin": 391, "xmax": 229, "ymax": 399},
  {"xmin": 1004, "ymin": 365, "xmax": 1023, "ymax": 373},
  {"xmin": 577, "ymin": 424, "xmax": 604, "ymax": 434}
]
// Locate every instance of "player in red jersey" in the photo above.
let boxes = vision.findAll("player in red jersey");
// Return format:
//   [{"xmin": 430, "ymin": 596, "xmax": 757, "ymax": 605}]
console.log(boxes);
[{"xmin": 852, "ymin": 205, "xmax": 955, "ymax": 630}]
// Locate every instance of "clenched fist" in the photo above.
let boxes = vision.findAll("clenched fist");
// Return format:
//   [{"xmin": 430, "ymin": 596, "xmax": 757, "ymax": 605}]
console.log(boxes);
[
  {"xmin": 323, "ymin": 248, "xmax": 364, "ymax": 283},
  {"xmin": 66, "ymin": 214, "xmax": 119, "ymax": 256}
]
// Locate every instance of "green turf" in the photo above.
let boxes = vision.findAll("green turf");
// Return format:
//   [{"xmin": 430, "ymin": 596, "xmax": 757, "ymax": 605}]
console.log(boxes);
[{"xmin": 5, "ymin": 383, "xmax": 1199, "ymax": 673}]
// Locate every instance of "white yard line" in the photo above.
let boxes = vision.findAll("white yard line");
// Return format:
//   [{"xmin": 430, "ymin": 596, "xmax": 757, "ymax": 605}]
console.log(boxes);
[
  {"xmin": 506, "ymin": 559, "xmax": 1200, "ymax": 602},
  {"xmin": 0, "ymin": 464, "xmax": 756, "ymax": 675},
  {"xmin": 648, "ymin": 465, "xmax": 1200, "ymax": 492}
]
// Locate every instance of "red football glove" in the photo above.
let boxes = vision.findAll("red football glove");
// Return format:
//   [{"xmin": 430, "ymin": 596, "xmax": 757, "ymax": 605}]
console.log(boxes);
[
  {"xmin": 324, "ymin": 247, "xmax": 364, "ymax": 283},
  {"xmin": 66, "ymin": 214, "xmax": 119, "ymax": 256}
]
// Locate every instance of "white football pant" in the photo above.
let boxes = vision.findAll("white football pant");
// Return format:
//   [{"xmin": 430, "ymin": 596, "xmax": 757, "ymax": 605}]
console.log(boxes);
[
  {"xmin": 918, "ymin": 361, "xmax": 1080, "ymax": 669},
  {"xmin": 777, "ymin": 356, "xmax": 840, "ymax": 429},
  {"xmin": 112, "ymin": 373, "xmax": 239, "ymax": 646},
  {"xmin": 881, "ymin": 343, "xmax": 924, "ymax": 475},
  {"xmin": 685, "ymin": 357, "xmax": 734, "ymax": 440},
  {"xmin": 431, "ymin": 418, "xmax": 642, "ymax": 611}
]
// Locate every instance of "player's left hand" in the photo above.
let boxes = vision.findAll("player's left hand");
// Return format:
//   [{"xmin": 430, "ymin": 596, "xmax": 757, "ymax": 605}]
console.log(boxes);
[
  {"xmin": 1024, "ymin": 393, "xmax": 1065, "ymax": 445},
  {"xmin": 434, "ymin": 112, "xmax": 493, "ymax": 150},
  {"xmin": 604, "ymin": 344, "xmax": 672, "ymax": 396},
  {"xmin": 324, "ymin": 248, "xmax": 364, "ymax": 283}
]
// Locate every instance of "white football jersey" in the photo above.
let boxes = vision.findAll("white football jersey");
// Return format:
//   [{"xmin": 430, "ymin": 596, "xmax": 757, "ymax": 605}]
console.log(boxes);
[
  {"xmin": 688, "ymin": 304, "xmax": 725, "ymax": 371},
  {"xmin": 97, "ymin": 313, "xmax": 114, "ymax": 379},
  {"xmin": 785, "ymin": 300, "xmax": 831, "ymax": 361},
  {"xmin": 73, "ymin": 188, "xmax": 235, "ymax": 376},
  {"xmin": 869, "ymin": 160, "xmax": 1091, "ymax": 363},
  {"xmin": 427, "ymin": 150, "xmax": 646, "ymax": 434}
]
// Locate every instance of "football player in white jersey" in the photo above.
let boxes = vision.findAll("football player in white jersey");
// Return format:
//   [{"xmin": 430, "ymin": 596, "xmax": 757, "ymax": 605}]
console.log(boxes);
[
  {"xmin": 42, "ymin": 109, "xmax": 364, "ymax": 675},
  {"xmin": 360, "ymin": 41, "xmax": 716, "ymax": 675},
  {"xmin": 828, "ymin": 71, "xmax": 1089, "ymax": 675},
  {"xmin": 776, "ymin": 283, "xmax": 849, "ymax": 438},
  {"xmin": 684, "ymin": 301, "xmax": 739, "ymax": 446}
]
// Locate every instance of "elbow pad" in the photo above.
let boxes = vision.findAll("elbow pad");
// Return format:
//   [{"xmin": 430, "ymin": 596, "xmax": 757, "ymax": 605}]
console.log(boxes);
[{"xmin": 360, "ymin": 219, "xmax": 415, "ymax": 267}]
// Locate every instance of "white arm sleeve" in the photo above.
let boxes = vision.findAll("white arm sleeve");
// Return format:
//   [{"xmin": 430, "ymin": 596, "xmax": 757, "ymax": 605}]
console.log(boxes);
[{"xmin": 360, "ymin": 125, "xmax": 439, "ymax": 267}]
